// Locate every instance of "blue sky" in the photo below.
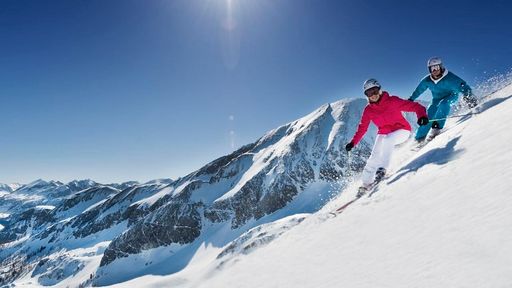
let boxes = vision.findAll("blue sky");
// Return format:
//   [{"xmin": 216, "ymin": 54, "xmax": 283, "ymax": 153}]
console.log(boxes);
[{"xmin": 0, "ymin": 0, "xmax": 510, "ymax": 184}]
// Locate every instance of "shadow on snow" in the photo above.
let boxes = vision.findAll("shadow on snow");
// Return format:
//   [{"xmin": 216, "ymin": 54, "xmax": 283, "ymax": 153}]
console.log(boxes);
[{"xmin": 388, "ymin": 136, "xmax": 465, "ymax": 185}]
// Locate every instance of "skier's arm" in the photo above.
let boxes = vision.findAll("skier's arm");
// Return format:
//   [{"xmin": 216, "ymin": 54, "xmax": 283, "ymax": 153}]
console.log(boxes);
[
  {"xmin": 409, "ymin": 78, "xmax": 429, "ymax": 101},
  {"xmin": 445, "ymin": 72, "xmax": 470, "ymax": 97},
  {"xmin": 350, "ymin": 107, "xmax": 372, "ymax": 146},
  {"xmin": 448, "ymin": 72, "xmax": 477, "ymax": 107},
  {"xmin": 393, "ymin": 96, "xmax": 428, "ymax": 120}
]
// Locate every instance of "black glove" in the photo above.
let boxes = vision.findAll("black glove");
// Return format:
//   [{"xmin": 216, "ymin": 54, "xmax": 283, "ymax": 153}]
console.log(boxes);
[
  {"xmin": 408, "ymin": 97, "xmax": 415, "ymax": 101},
  {"xmin": 417, "ymin": 116, "xmax": 429, "ymax": 126},
  {"xmin": 345, "ymin": 142, "xmax": 354, "ymax": 152},
  {"xmin": 431, "ymin": 121, "xmax": 440, "ymax": 129},
  {"xmin": 463, "ymin": 95, "xmax": 478, "ymax": 108}
]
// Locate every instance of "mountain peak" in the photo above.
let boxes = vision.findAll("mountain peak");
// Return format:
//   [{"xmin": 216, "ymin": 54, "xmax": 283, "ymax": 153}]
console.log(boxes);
[{"xmin": 25, "ymin": 179, "xmax": 59, "ymax": 189}]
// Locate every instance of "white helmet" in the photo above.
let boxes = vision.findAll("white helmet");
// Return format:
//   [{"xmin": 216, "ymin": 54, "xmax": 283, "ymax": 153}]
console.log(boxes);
[
  {"xmin": 363, "ymin": 78, "xmax": 381, "ymax": 92},
  {"xmin": 427, "ymin": 57, "xmax": 443, "ymax": 67}
]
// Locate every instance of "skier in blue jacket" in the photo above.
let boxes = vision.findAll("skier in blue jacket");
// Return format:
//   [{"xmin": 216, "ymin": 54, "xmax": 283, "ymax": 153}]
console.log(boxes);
[{"xmin": 408, "ymin": 57, "xmax": 478, "ymax": 142}]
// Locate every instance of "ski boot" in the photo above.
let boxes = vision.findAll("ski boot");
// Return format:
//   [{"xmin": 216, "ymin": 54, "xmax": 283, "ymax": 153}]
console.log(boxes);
[
  {"xmin": 427, "ymin": 128, "xmax": 442, "ymax": 141},
  {"xmin": 375, "ymin": 167, "xmax": 386, "ymax": 182},
  {"xmin": 356, "ymin": 186, "xmax": 368, "ymax": 198}
]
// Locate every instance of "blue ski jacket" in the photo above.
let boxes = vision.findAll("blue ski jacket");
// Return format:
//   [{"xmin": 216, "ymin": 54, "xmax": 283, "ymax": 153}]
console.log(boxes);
[{"xmin": 409, "ymin": 70, "xmax": 472, "ymax": 102}]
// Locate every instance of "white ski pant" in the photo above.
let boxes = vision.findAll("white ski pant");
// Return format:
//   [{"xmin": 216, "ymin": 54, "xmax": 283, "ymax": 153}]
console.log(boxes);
[{"xmin": 361, "ymin": 129, "xmax": 410, "ymax": 186}]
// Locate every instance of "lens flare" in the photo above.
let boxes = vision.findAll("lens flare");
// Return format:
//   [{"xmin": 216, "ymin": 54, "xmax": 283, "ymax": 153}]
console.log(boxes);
[{"xmin": 220, "ymin": 0, "xmax": 240, "ymax": 70}]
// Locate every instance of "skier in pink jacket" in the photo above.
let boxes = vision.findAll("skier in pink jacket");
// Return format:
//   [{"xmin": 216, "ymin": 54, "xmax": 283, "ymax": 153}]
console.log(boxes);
[{"xmin": 345, "ymin": 79, "xmax": 429, "ymax": 197}]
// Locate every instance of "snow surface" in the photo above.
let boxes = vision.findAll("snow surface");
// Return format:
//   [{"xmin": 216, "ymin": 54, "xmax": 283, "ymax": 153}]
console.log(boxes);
[
  {"xmin": 13, "ymin": 241, "xmax": 109, "ymax": 288},
  {"xmin": 104, "ymin": 83, "xmax": 512, "ymax": 288},
  {"xmin": 0, "ymin": 213, "xmax": 9, "ymax": 232},
  {"xmin": 35, "ymin": 205, "xmax": 55, "ymax": 210}
]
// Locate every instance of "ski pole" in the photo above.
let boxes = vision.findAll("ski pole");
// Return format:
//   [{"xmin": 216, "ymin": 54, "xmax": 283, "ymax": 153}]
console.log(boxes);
[
  {"xmin": 346, "ymin": 150, "xmax": 351, "ymax": 177},
  {"xmin": 429, "ymin": 112, "xmax": 476, "ymax": 122}
]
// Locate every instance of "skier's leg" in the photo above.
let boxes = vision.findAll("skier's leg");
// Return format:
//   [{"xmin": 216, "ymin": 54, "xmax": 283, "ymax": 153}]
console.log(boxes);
[
  {"xmin": 415, "ymin": 101, "xmax": 439, "ymax": 141},
  {"xmin": 361, "ymin": 135, "xmax": 385, "ymax": 186},
  {"xmin": 433, "ymin": 95, "xmax": 457, "ymax": 129},
  {"xmin": 378, "ymin": 129, "xmax": 411, "ymax": 169}
]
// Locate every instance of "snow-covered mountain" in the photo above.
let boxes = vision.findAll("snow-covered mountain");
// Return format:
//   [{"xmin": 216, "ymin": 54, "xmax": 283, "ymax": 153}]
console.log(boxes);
[
  {"xmin": 1, "ymin": 97, "xmax": 380, "ymax": 286},
  {"xmin": 2, "ymin": 73, "xmax": 512, "ymax": 287},
  {"xmin": 0, "ymin": 183, "xmax": 21, "ymax": 193},
  {"xmin": 111, "ymin": 78, "xmax": 512, "ymax": 288},
  {"xmin": 0, "ymin": 179, "xmax": 97, "ymax": 209}
]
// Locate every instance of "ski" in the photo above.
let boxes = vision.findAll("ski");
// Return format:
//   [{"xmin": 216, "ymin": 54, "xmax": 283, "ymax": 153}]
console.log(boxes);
[
  {"xmin": 412, "ymin": 134, "xmax": 439, "ymax": 151},
  {"xmin": 330, "ymin": 198, "xmax": 359, "ymax": 215},
  {"xmin": 329, "ymin": 177, "xmax": 384, "ymax": 216}
]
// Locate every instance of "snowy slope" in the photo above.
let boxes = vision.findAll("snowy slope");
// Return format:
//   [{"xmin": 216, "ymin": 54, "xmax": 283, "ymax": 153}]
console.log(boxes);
[
  {"xmin": 4, "ymin": 73, "xmax": 512, "ymax": 287},
  {"xmin": 3, "ymin": 98, "xmax": 374, "ymax": 287},
  {"xmin": 107, "ymin": 82, "xmax": 512, "ymax": 288}
]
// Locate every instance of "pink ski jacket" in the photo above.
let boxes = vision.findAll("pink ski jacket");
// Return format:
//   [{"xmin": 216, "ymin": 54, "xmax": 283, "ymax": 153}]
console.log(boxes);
[{"xmin": 351, "ymin": 91, "xmax": 427, "ymax": 145}]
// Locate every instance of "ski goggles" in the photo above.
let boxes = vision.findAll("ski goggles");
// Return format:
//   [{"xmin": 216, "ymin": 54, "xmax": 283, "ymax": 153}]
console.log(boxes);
[
  {"xmin": 364, "ymin": 86, "xmax": 380, "ymax": 97},
  {"xmin": 429, "ymin": 64, "xmax": 442, "ymax": 72}
]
